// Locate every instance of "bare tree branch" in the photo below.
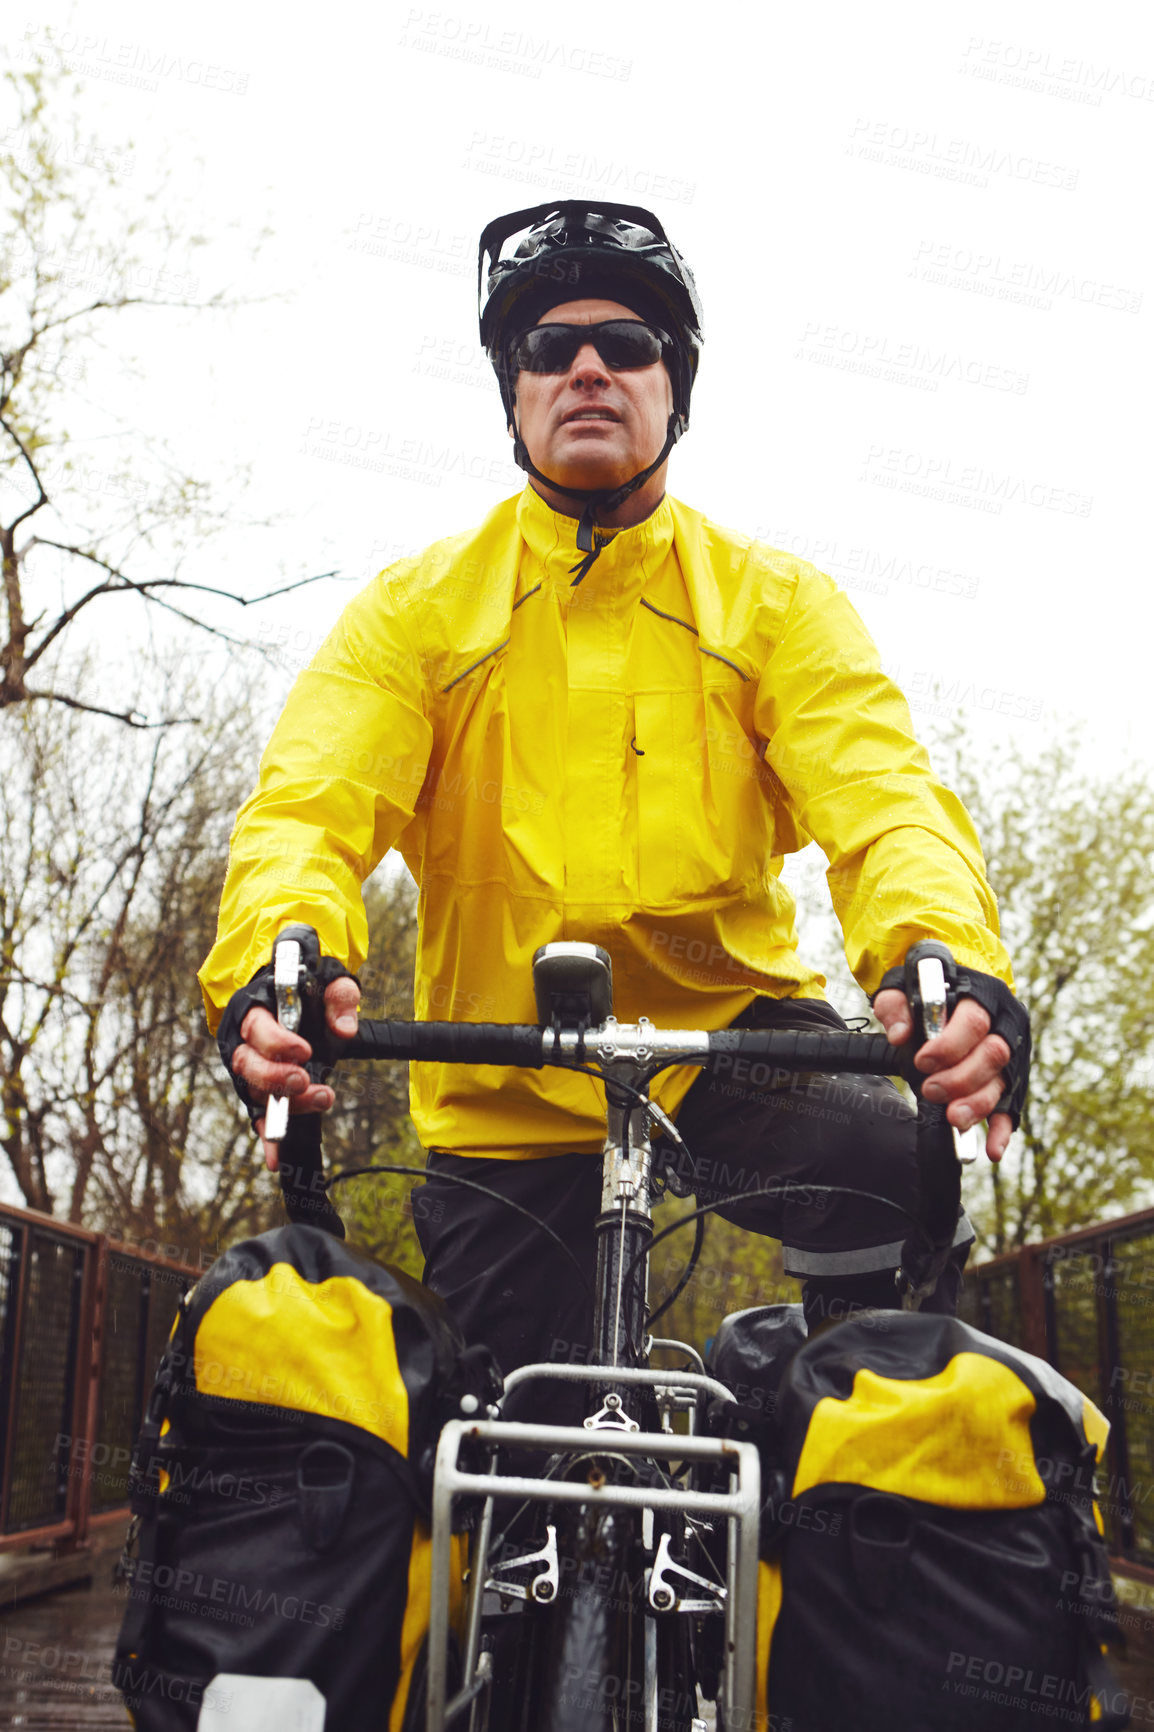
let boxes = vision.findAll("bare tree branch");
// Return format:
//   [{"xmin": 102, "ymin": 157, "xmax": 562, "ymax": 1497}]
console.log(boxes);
[
  {"xmin": 12, "ymin": 542, "xmax": 337, "ymax": 680},
  {"xmin": 22, "ymin": 686, "xmax": 192, "ymax": 728},
  {"xmin": 1, "ymin": 57, "xmax": 307, "ymax": 723},
  {"xmin": 0, "ymin": 415, "xmax": 50, "ymax": 534},
  {"xmin": 30, "ymin": 538, "xmax": 337, "ymax": 606}
]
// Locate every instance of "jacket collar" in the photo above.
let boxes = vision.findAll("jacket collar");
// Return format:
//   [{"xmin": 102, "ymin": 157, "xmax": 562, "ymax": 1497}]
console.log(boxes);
[{"xmin": 515, "ymin": 484, "xmax": 674, "ymax": 600}]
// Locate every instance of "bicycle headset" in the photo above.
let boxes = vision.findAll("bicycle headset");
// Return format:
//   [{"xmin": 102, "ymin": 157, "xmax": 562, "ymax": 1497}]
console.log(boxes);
[{"xmin": 477, "ymin": 201, "xmax": 705, "ymax": 566}]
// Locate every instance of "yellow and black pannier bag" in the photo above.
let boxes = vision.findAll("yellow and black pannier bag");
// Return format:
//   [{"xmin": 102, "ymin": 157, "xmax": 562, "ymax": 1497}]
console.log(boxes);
[
  {"xmin": 112, "ymin": 1224, "xmax": 496, "ymax": 1731},
  {"xmin": 752, "ymin": 1310, "xmax": 1127, "ymax": 1732}
]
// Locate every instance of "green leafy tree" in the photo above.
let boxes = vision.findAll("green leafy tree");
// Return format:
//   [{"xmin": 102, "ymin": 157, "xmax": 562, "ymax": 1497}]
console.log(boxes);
[
  {"xmin": 649, "ymin": 1200, "xmax": 794, "ymax": 1356},
  {"xmin": 927, "ymin": 723, "xmax": 1154, "ymax": 1251}
]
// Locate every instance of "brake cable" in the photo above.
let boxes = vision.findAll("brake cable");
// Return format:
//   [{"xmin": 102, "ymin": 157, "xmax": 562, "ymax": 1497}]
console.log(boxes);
[
  {"xmin": 620, "ymin": 1180, "xmax": 923, "ymax": 1301},
  {"xmin": 645, "ymin": 1209, "xmax": 706, "ymax": 1333},
  {"xmin": 326, "ymin": 1163, "xmax": 592, "ymax": 1296}
]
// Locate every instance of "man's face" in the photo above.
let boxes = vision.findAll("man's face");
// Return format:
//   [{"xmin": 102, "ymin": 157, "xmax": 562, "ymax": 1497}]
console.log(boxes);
[{"xmin": 510, "ymin": 297, "xmax": 674, "ymax": 492}]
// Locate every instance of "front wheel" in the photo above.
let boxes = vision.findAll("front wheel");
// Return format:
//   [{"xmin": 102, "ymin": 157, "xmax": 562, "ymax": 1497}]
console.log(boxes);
[
  {"xmin": 527, "ymin": 1502, "xmax": 640, "ymax": 1731},
  {"xmin": 525, "ymin": 1500, "xmax": 701, "ymax": 1732}
]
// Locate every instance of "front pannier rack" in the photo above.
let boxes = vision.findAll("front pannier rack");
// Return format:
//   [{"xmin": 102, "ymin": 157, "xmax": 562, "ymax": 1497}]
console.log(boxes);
[{"xmin": 427, "ymin": 1363, "xmax": 761, "ymax": 1731}]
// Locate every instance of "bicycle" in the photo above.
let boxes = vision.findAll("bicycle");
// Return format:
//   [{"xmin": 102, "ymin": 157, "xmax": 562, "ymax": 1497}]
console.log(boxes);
[{"xmin": 266, "ymin": 928, "xmax": 966, "ymax": 1732}]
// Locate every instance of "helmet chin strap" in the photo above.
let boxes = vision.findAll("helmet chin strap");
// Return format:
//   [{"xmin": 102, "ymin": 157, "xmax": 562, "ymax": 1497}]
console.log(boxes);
[{"xmin": 511, "ymin": 411, "xmax": 683, "ymax": 584}]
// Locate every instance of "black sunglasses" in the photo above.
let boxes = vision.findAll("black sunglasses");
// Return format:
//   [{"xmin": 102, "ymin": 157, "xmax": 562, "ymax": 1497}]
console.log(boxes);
[{"xmin": 508, "ymin": 320, "xmax": 671, "ymax": 376}]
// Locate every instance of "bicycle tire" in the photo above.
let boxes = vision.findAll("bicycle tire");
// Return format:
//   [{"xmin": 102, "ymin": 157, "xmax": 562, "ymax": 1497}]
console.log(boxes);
[
  {"xmin": 509, "ymin": 1497, "xmax": 703, "ymax": 1732},
  {"xmin": 526, "ymin": 1500, "xmax": 646, "ymax": 1732}
]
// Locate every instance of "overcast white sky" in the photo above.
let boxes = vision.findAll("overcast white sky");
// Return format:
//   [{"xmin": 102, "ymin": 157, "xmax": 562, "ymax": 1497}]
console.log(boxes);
[{"xmin": 6, "ymin": 0, "xmax": 1152, "ymax": 774}]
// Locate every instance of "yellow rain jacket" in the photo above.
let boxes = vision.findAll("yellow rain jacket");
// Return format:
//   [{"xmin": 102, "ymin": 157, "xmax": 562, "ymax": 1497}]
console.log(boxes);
[{"xmin": 200, "ymin": 486, "xmax": 1011, "ymax": 1160}]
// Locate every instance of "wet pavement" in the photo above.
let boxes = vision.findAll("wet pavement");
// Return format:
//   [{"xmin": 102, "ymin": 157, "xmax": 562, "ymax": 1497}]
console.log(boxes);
[
  {"xmin": 3, "ymin": 1562, "xmax": 1154, "ymax": 1726},
  {"xmin": 0, "ymin": 1564, "xmax": 128, "ymax": 1728}
]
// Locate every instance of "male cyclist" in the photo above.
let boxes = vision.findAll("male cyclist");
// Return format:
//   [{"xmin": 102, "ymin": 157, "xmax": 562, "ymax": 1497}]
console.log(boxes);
[{"xmin": 200, "ymin": 202, "xmax": 1029, "ymax": 1393}]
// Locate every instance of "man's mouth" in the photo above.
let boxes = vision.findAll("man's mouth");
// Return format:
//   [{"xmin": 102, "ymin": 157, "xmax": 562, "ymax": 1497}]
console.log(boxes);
[{"xmin": 561, "ymin": 408, "xmax": 620, "ymax": 424}]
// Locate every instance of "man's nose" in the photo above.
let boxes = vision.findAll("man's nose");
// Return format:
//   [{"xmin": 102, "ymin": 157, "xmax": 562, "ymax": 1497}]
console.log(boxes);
[{"xmin": 568, "ymin": 342, "xmax": 610, "ymax": 385}]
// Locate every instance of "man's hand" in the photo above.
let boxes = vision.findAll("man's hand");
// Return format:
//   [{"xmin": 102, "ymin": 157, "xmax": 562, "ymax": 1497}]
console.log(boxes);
[
  {"xmin": 231, "ymin": 977, "xmax": 361, "ymax": 1172},
  {"xmin": 873, "ymin": 988, "xmax": 1012, "ymax": 1162}
]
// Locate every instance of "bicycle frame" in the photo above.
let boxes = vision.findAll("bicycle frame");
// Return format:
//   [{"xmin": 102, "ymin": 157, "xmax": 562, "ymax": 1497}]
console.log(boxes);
[
  {"xmin": 269, "ymin": 933, "xmax": 961, "ymax": 1732},
  {"xmin": 415, "ymin": 991, "xmax": 761, "ymax": 1729}
]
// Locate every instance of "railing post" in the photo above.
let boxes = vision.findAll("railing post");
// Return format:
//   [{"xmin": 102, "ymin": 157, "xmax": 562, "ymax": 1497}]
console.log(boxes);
[
  {"xmin": 2, "ymin": 1204, "xmax": 201, "ymax": 1551},
  {"xmin": 1100, "ymin": 1236, "xmax": 1135, "ymax": 1560},
  {"xmin": 1017, "ymin": 1244, "xmax": 1049, "ymax": 1360},
  {"xmin": 55, "ymin": 1243, "xmax": 89, "ymax": 1553},
  {"xmin": 0, "ymin": 1220, "xmax": 28, "ymax": 1532},
  {"xmin": 1041, "ymin": 1250, "xmax": 1059, "ymax": 1368},
  {"xmin": 73, "ymin": 1233, "xmax": 110, "ymax": 1551}
]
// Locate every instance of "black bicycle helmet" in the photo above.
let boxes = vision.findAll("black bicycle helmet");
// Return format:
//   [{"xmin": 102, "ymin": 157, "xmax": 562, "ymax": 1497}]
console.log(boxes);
[{"xmin": 477, "ymin": 201, "xmax": 704, "ymax": 571}]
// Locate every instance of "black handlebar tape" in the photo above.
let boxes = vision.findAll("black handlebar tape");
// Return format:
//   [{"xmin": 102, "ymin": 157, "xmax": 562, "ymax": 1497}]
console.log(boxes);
[
  {"xmin": 277, "ymin": 1114, "xmax": 346, "ymax": 1240},
  {"xmin": 708, "ymin": 1028, "xmax": 898, "ymax": 1075},
  {"xmin": 344, "ymin": 1022, "xmax": 897, "ymax": 1073},
  {"xmin": 898, "ymin": 1096, "xmax": 963, "ymax": 1305},
  {"xmin": 917, "ymin": 1098, "xmax": 962, "ymax": 1245},
  {"xmin": 345, "ymin": 1021, "xmax": 547, "ymax": 1067}
]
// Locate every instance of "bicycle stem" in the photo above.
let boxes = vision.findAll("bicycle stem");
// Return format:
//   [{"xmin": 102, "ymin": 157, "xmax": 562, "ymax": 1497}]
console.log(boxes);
[{"xmin": 594, "ymin": 1048, "xmax": 657, "ymax": 1385}]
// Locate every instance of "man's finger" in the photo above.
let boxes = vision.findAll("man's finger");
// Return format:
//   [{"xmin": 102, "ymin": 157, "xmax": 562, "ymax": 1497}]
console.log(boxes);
[
  {"xmin": 985, "ymin": 1112, "xmax": 1012, "ymax": 1162},
  {"xmin": 257, "ymin": 1083, "xmax": 336, "ymax": 1171},
  {"xmin": 325, "ymin": 976, "xmax": 362, "ymax": 1039},
  {"xmin": 920, "ymin": 1033, "xmax": 1008, "ymax": 1105},
  {"xmin": 232, "ymin": 1042, "xmax": 311, "ymax": 1101},
  {"xmin": 915, "ymin": 999, "xmax": 1003, "ymax": 1073},
  {"xmin": 873, "ymin": 988, "xmax": 911, "ymax": 1044},
  {"xmin": 944, "ymin": 1077, "xmax": 1004, "ymax": 1132},
  {"xmin": 240, "ymin": 1004, "xmax": 312, "ymax": 1064}
]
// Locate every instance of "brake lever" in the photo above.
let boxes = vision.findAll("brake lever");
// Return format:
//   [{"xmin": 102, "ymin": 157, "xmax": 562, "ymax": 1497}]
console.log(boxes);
[
  {"xmin": 265, "ymin": 924, "xmax": 345, "ymax": 1239},
  {"xmin": 905, "ymin": 943, "xmax": 981, "ymax": 1166},
  {"xmin": 264, "ymin": 937, "xmax": 303, "ymax": 1144},
  {"xmin": 915, "ymin": 955, "xmax": 948, "ymax": 1042},
  {"xmin": 901, "ymin": 940, "xmax": 958, "ymax": 1055}
]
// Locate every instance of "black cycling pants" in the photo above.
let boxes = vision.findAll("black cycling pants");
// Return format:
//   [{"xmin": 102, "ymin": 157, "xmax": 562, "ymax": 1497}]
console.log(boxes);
[{"xmin": 412, "ymin": 997, "xmax": 972, "ymax": 1423}]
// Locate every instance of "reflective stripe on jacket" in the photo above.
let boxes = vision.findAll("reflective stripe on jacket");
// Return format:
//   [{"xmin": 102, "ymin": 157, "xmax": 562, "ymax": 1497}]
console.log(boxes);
[{"xmin": 199, "ymin": 486, "xmax": 1011, "ymax": 1159}]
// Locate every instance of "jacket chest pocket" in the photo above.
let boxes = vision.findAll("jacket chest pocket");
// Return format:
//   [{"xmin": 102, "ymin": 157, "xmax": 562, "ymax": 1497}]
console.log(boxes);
[{"xmin": 634, "ymin": 682, "xmax": 774, "ymax": 907}]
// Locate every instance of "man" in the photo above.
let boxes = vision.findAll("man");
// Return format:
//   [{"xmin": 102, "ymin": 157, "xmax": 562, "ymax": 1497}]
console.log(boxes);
[{"xmin": 200, "ymin": 201, "xmax": 1029, "ymax": 1384}]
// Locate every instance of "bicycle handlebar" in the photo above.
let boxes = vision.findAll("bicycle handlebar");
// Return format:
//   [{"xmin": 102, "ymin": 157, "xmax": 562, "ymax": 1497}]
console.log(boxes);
[
  {"xmin": 344, "ymin": 1019, "xmax": 548, "ymax": 1067},
  {"xmin": 276, "ymin": 1018, "xmax": 903, "ymax": 1240},
  {"xmin": 341, "ymin": 1018, "xmax": 899, "ymax": 1077},
  {"xmin": 266, "ymin": 928, "xmax": 963, "ymax": 1306},
  {"xmin": 704, "ymin": 1026, "xmax": 896, "ymax": 1073}
]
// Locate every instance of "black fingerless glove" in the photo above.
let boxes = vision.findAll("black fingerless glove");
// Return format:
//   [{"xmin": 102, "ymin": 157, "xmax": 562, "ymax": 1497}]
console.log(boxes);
[
  {"xmin": 217, "ymin": 955, "xmax": 361, "ymax": 1129},
  {"xmin": 874, "ymin": 961, "xmax": 1032, "ymax": 1128}
]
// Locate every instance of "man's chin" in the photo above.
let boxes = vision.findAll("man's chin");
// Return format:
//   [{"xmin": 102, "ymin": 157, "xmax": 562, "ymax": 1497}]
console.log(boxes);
[{"xmin": 536, "ymin": 448, "xmax": 633, "ymax": 493}]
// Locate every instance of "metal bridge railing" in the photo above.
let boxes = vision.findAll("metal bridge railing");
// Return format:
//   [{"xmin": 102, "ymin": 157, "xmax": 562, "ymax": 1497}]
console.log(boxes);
[
  {"xmin": 0, "ymin": 1202, "xmax": 203, "ymax": 1555},
  {"xmin": 958, "ymin": 1204, "xmax": 1154, "ymax": 1571},
  {"xmin": 5, "ymin": 1196, "xmax": 1154, "ymax": 1574}
]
